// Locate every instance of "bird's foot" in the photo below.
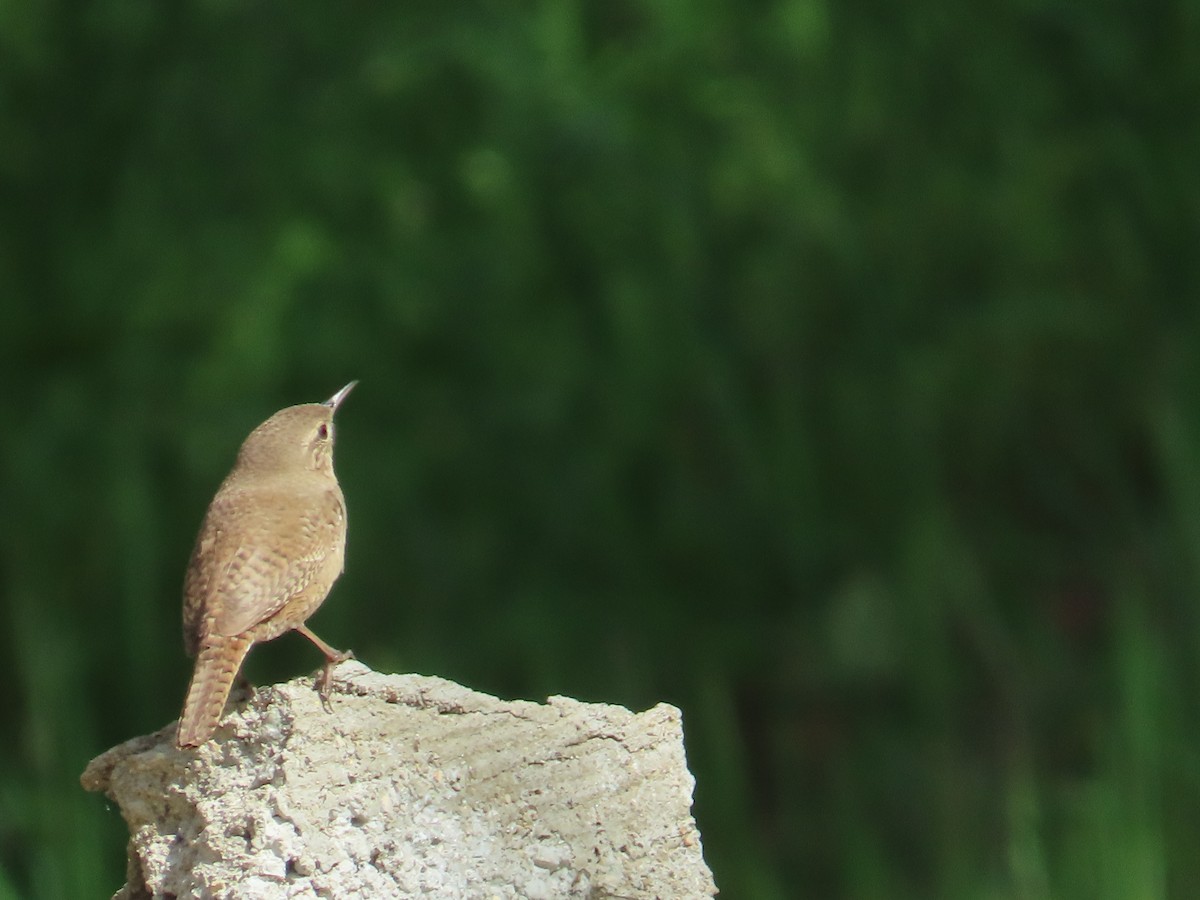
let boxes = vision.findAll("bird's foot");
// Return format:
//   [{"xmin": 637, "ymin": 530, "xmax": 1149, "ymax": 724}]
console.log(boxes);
[{"xmin": 316, "ymin": 649, "xmax": 355, "ymax": 710}]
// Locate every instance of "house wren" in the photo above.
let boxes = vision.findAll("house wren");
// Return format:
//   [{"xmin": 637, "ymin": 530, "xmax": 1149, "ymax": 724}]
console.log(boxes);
[{"xmin": 176, "ymin": 382, "xmax": 357, "ymax": 749}]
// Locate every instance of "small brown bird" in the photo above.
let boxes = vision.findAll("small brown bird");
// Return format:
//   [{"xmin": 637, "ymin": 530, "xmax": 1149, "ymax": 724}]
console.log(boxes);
[{"xmin": 176, "ymin": 382, "xmax": 357, "ymax": 749}]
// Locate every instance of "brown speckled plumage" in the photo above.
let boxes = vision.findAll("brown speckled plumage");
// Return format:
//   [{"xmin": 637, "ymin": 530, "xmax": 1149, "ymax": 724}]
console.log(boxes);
[{"xmin": 176, "ymin": 382, "xmax": 356, "ymax": 749}]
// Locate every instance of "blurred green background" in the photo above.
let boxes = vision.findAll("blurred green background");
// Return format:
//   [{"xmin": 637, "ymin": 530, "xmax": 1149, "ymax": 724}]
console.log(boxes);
[{"xmin": 2, "ymin": 1, "xmax": 1198, "ymax": 898}]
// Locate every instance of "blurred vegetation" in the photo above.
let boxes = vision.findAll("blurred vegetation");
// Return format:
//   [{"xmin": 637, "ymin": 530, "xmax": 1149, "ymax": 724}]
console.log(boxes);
[{"xmin": 1, "ymin": 1, "xmax": 1198, "ymax": 897}]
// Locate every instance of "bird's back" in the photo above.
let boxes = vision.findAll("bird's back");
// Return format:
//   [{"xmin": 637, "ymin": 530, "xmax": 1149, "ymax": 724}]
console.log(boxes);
[{"xmin": 183, "ymin": 473, "xmax": 347, "ymax": 657}]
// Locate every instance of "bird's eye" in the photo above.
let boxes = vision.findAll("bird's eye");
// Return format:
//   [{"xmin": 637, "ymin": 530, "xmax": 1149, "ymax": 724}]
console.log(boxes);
[{"xmin": 317, "ymin": 423, "xmax": 330, "ymax": 440}]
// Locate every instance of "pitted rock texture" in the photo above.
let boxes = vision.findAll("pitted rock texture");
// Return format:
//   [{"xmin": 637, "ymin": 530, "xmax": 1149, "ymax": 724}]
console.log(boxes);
[{"xmin": 81, "ymin": 662, "xmax": 717, "ymax": 899}]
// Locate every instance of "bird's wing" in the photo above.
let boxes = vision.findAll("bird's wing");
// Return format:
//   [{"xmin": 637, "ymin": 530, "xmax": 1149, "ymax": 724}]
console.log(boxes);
[{"xmin": 187, "ymin": 486, "xmax": 346, "ymax": 642}]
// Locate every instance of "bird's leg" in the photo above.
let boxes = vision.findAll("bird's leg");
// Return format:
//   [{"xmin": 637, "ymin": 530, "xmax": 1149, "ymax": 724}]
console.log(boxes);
[{"xmin": 295, "ymin": 624, "xmax": 354, "ymax": 705}]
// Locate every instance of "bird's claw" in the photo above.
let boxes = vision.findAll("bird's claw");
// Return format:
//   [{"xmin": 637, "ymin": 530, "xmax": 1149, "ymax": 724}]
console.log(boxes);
[{"xmin": 316, "ymin": 650, "xmax": 355, "ymax": 710}]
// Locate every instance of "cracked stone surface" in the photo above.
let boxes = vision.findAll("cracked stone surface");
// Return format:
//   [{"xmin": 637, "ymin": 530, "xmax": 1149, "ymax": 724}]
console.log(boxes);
[{"xmin": 81, "ymin": 662, "xmax": 718, "ymax": 899}]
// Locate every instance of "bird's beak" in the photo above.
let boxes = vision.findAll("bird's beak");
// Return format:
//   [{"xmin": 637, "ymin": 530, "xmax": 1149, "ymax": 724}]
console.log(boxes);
[{"xmin": 323, "ymin": 381, "xmax": 358, "ymax": 413}]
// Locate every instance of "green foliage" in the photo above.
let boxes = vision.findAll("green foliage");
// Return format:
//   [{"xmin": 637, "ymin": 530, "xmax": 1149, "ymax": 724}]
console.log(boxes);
[{"xmin": 1, "ymin": 1, "xmax": 1198, "ymax": 897}]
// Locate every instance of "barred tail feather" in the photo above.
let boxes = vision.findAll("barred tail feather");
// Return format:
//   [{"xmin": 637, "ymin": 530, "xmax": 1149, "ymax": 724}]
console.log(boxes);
[{"xmin": 176, "ymin": 635, "xmax": 254, "ymax": 748}]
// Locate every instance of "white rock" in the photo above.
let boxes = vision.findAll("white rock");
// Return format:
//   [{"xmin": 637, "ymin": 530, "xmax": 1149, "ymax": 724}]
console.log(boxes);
[{"xmin": 82, "ymin": 662, "xmax": 717, "ymax": 899}]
